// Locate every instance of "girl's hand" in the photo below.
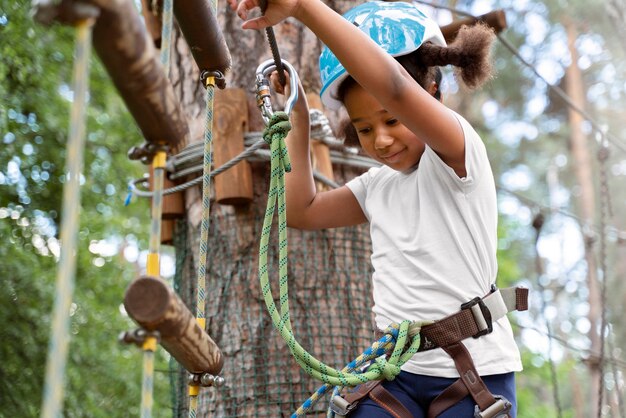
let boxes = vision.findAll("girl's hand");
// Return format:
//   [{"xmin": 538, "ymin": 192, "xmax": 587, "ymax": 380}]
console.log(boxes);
[
  {"xmin": 227, "ymin": 0, "xmax": 301, "ymax": 30},
  {"xmin": 269, "ymin": 70, "xmax": 308, "ymax": 114},
  {"xmin": 269, "ymin": 70, "xmax": 288, "ymax": 96}
]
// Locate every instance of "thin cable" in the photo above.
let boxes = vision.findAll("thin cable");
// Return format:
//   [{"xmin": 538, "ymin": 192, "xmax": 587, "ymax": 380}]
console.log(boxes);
[
  {"xmin": 596, "ymin": 140, "xmax": 612, "ymax": 418},
  {"xmin": 41, "ymin": 19, "xmax": 93, "ymax": 418},
  {"xmin": 512, "ymin": 321, "xmax": 626, "ymax": 371},
  {"xmin": 532, "ymin": 213, "xmax": 564, "ymax": 418},
  {"xmin": 608, "ymin": 335, "xmax": 626, "ymax": 418},
  {"xmin": 497, "ymin": 186, "xmax": 626, "ymax": 240}
]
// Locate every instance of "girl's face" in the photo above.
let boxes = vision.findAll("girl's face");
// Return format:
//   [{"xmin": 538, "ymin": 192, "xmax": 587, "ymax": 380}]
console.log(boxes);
[{"xmin": 344, "ymin": 84, "xmax": 425, "ymax": 172}]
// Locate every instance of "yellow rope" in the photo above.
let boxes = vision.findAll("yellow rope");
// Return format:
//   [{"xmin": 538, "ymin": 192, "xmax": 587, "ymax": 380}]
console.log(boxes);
[{"xmin": 41, "ymin": 19, "xmax": 93, "ymax": 418}]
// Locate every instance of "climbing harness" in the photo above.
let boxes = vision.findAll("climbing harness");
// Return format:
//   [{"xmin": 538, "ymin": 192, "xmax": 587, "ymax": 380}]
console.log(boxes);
[{"xmin": 331, "ymin": 287, "xmax": 529, "ymax": 418}]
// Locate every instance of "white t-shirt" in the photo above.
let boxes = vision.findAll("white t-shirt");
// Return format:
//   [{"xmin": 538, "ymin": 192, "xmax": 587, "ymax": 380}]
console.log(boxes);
[{"xmin": 346, "ymin": 111, "xmax": 522, "ymax": 377}]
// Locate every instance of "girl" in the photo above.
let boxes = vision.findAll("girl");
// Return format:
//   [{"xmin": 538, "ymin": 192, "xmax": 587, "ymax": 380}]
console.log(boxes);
[{"xmin": 230, "ymin": 1, "xmax": 523, "ymax": 416}]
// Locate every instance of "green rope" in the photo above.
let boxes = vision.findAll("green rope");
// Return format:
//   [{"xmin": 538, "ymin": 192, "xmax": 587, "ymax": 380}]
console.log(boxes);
[
  {"xmin": 41, "ymin": 20, "xmax": 93, "ymax": 418},
  {"xmin": 258, "ymin": 113, "xmax": 424, "ymax": 416}
]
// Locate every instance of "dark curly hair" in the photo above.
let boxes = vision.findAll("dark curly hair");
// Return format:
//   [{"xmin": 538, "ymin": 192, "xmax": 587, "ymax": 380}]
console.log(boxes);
[{"xmin": 337, "ymin": 23, "xmax": 496, "ymax": 147}]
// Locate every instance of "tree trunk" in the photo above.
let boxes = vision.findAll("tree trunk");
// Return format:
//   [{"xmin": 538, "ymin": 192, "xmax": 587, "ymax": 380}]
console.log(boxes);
[
  {"xmin": 563, "ymin": 17, "xmax": 602, "ymax": 418},
  {"xmin": 166, "ymin": 2, "xmax": 376, "ymax": 416}
]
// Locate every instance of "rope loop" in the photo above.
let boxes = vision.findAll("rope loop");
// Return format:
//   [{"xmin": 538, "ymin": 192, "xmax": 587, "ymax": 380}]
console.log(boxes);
[
  {"xmin": 372, "ymin": 357, "xmax": 401, "ymax": 381},
  {"xmin": 263, "ymin": 111, "xmax": 292, "ymax": 173}
]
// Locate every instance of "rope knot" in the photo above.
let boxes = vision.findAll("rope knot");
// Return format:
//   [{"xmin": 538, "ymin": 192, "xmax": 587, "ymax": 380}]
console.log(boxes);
[
  {"xmin": 263, "ymin": 111, "xmax": 292, "ymax": 173},
  {"xmin": 372, "ymin": 357, "xmax": 401, "ymax": 381}
]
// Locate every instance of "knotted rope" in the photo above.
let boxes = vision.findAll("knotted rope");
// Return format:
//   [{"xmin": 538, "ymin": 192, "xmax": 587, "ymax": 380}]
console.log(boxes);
[{"xmin": 258, "ymin": 113, "xmax": 424, "ymax": 417}]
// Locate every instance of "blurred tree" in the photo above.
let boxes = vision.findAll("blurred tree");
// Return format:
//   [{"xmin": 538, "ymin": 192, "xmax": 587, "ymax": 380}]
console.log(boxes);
[{"xmin": 0, "ymin": 0, "xmax": 172, "ymax": 416}]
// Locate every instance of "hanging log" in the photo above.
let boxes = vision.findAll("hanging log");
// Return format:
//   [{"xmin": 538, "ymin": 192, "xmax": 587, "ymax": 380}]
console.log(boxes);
[
  {"xmin": 33, "ymin": 0, "xmax": 191, "ymax": 159},
  {"xmin": 441, "ymin": 9, "xmax": 508, "ymax": 43},
  {"xmin": 306, "ymin": 92, "xmax": 335, "ymax": 191},
  {"xmin": 173, "ymin": 0, "xmax": 231, "ymax": 88},
  {"xmin": 214, "ymin": 88, "xmax": 254, "ymax": 206},
  {"xmin": 124, "ymin": 276, "xmax": 224, "ymax": 375},
  {"xmin": 90, "ymin": 0, "xmax": 191, "ymax": 153}
]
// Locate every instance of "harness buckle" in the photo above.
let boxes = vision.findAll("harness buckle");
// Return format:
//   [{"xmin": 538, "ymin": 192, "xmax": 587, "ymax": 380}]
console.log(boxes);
[
  {"xmin": 473, "ymin": 395, "xmax": 512, "ymax": 418},
  {"xmin": 461, "ymin": 296, "xmax": 493, "ymax": 338},
  {"xmin": 329, "ymin": 395, "xmax": 357, "ymax": 417}
]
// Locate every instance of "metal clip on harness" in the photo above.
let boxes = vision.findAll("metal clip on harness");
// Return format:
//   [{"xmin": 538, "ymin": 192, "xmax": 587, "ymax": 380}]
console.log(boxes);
[
  {"xmin": 474, "ymin": 395, "xmax": 512, "ymax": 418},
  {"xmin": 255, "ymin": 58, "xmax": 299, "ymax": 126}
]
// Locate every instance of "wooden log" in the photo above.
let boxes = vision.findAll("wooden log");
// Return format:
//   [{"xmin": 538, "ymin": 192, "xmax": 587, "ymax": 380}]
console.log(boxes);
[
  {"xmin": 214, "ymin": 88, "xmax": 254, "ymax": 206},
  {"xmin": 306, "ymin": 92, "xmax": 335, "ymax": 191},
  {"xmin": 33, "ymin": 0, "xmax": 192, "ymax": 156},
  {"xmin": 124, "ymin": 276, "xmax": 224, "ymax": 375},
  {"xmin": 173, "ymin": 0, "xmax": 231, "ymax": 87},
  {"xmin": 90, "ymin": 0, "xmax": 191, "ymax": 151},
  {"xmin": 441, "ymin": 10, "xmax": 508, "ymax": 43}
]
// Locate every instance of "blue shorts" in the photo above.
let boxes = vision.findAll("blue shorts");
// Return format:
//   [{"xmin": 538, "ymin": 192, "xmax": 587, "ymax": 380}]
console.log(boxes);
[{"xmin": 349, "ymin": 371, "xmax": 516, "ymax": 418}]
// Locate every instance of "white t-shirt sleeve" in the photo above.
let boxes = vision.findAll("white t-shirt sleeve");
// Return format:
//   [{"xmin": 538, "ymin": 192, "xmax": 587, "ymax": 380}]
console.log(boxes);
[
  {"xmin": 423, "ymin": 111, "xmax": 491, "ymax": 193},
  {"xmin": 346, "ymin": 166, "xmax": 380, "ymax": 220}
]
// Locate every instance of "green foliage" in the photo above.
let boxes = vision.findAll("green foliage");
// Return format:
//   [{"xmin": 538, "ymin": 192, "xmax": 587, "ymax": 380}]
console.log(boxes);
[
  {"xmin": 0, "ymin": 0, "xmax": 172, "ymax": 416},
  {"xmin": 516, "ymin": 351, "xmax": 583, "ymax": 418}
]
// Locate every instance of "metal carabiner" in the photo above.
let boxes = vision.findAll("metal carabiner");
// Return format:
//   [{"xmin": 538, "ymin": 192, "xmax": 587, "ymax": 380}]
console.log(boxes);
[{"xmin": 255, "ymin": 58, "xmax": 299, "ymax": 126}]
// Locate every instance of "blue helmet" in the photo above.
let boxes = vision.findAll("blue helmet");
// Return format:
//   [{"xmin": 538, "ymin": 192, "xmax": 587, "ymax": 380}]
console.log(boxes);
[{"xmin": 319, "ymin": 1, "xmax": 446, "ymax": 110}]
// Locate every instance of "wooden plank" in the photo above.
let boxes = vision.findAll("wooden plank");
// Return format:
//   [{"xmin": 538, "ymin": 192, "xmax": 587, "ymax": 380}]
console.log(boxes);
[{"xmin": 214, "ymin": 88, "xmax": 254, "ymax": 206}]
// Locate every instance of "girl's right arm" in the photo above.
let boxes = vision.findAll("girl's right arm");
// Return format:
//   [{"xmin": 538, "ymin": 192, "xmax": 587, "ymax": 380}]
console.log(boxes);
[
  {"xmin": 272, "ymin": 74, "xmax": 366, "ymax": 230},
  {"xmin": 231, "ymin": 0, "xmax": 466, "ymax": 175}
]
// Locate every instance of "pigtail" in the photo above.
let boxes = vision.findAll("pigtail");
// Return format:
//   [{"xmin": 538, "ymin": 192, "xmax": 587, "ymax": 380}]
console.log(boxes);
[{"xmin": 418, "ymin": 23, "xmax": 496, "ymax": 89}]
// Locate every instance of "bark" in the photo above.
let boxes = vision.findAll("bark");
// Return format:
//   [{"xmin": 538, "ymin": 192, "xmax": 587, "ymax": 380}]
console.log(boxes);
[{"xmin": 167, "ymin": 2, "xmax": 375, "ymax": 416}]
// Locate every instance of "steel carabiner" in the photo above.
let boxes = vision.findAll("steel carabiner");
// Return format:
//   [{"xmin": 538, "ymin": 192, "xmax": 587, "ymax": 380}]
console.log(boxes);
[{"xmin": 255, "ymin": 58, "xmax": 299, "ymax": 126}]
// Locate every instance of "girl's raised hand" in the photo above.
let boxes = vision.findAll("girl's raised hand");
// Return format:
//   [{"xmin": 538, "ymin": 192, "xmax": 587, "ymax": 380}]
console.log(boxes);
[{"xmin": 227, "ymin": 0, "xmax": 301, "ymax": 30}]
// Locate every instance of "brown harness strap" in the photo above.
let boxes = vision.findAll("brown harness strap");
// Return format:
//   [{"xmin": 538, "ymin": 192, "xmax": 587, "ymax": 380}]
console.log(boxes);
[
  {"xmin": 440, "ymin": 343, "xmax": 497, "ymax": 410},
  {"xmin": 342, "ymin": 380, "xmax": 381, "ymax": 406},
  {"xmin": 369, "ymin": 384, "xmax": 413, "ymax": 418},
  {"xmin": 339, "ymin": 380, "xmax": 412, "ymax": 418},
  {"xmin": 427, "ymin": 378, "xmax": 468, "ymax": 418},
  {"xmin": 417, "ymin": 287, "xmax": 529, "ymax": 353}
]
